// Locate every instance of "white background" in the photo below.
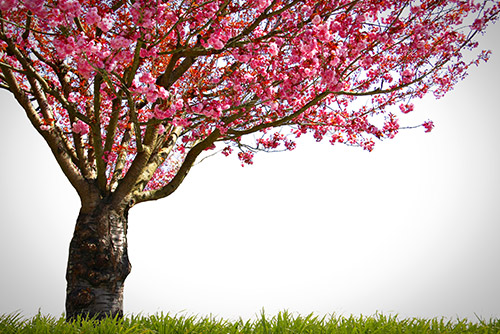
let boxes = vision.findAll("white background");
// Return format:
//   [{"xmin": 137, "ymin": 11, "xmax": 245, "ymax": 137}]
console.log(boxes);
[{"xmin": 1, "ymin": 22, "xmax": 499, "ymax": 322}]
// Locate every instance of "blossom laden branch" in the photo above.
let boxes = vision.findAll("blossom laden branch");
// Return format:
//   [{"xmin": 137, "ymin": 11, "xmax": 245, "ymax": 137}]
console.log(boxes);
[{"xmin": 0, "ymin": 0, "xmax": 497, "ymax": 204}]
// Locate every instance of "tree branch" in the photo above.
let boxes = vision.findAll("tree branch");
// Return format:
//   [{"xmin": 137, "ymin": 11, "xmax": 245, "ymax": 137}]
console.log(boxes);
[
  {"xmin": 133, "ymin": 128, "xmax": 221, "ymax": 204},
  {"xmin": 130, "ymin": 125, "xmax": 182, "ymax": 194},
  {"xmin": 89, "ymin": 74, "xmax": 107, "ymax": 193},
  {"xmin": 111, "ymin": 123, "xmax": 160, "ymax": 206},
  {"xmin": 224, "ymin": 91, "xmax": 331, "ymax": 138},
  {"xmin": 109, "ymin": 128, "xmax": 132, "ymax": 192},
  {"xmin": 103, "ymin": 92, "xmax": 123, "ymax": 157}
]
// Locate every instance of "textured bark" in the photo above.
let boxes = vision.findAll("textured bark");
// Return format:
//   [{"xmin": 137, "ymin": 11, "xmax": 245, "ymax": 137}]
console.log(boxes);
[{"xmin": 65, "ymin": 201, "xmax": 131, "ymax": 321}]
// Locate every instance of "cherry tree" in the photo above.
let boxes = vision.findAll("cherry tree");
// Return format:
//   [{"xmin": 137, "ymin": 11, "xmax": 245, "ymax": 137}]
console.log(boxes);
[{"xmin": 1, "ymin": 0, "xmax": 498, "ymax": 320}]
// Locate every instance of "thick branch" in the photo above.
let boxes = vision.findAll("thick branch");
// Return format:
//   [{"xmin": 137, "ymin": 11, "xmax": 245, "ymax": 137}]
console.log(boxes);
[
  {"xmin": 156, "ymin": 53, "xmax": 197, "ymax": 90},
  {"xmin": 133, "ymin": 129, "xmax": 221, "ymax": 204},
  {"xmin": 111, "ymin": 123, "xmax": 160, "ymax": 206},
  {"xmin": 109, "ymin": 128, "xmax": 132, "ymax": 192},
  {"xmin": 130, "ymin": 126, "xmax": 182, "ymax": 194},
  {"xmin": 90, "ymin": 75, "xmax": 107, "ymax": 193},
  {"xmin": 103, "ymin": 93, "xmax": 123, "ymax": 156},
  {"xmin": 125, "ymin": 90, "xmax": 144, "ymax": 153}
]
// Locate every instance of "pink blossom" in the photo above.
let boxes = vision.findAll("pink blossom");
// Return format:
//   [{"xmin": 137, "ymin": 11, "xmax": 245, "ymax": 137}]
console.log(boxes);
[
  {"xmin": 173, "ymin": 99, "xmax": 184, "ymax": 111},
  {"xmin": 102, "ymin": 151, "xmax": 117, "ymax": 164},
  {"xmin": 110, "ymin": 36, "xmax": 132, "ymax": 50},
  {"xmin": 235, "ymin": 53, "xmax": 251, "ymax": 62},
  {"xmin": 68, "ymin": 92, "xmax": 79, "ymax": 103},
  {"xmin": 238, "ymin": 151, "xmax": 254, "ymax": 166},
  {"xmin": 1, "ymin": 0, "xmax": 494, "ymax": 191},
  {"xmin": 172, "ymin": 117, "xmax": 191, "ymax": 127},
  {"xmin": 86, "ymin": 7, "xmax": 100, "ymax": 25},
  {"xmin": 382, "ymin": 115, "xmax": 399, "ymax": 139},
  {"xmin": 256, "ymin": 0, "xmax": 271, "ymax": 11},
  {"xmin": 73, "ymin": 120, "xmax": 89, "ymax": 135},
  {"xmin": 139, "ymin": 47, "xmax": 158, "ymax": 58},
  {"xmin": 76, "ymin": 59, "xmax": 94, "ymax": 78},
  {"xmin": 383, "ymin": 73, "xmax": 393, "ymax": 83},
  {"xmin": 361, "ymin": 139, "xmax": 375, "ymax": 152},
  {"xmin": 53, "ymin": 37, "xmax": 76, "ymax": 58},
  {"xmin": 157, "ymin": 87, "xmax": 169, "ymax": 100},
  {"xmin": 85, "ymin": 40, "xmax": 99, "ymax": 54},
  {"xmin": 97, "ymin": 14, "xmax": 114, "ymax": 33},
  {"xmin": 423, "ymin": 120, "xmax": 434, "ymax": 133},
  {"xmin": 312, "ymin": 15, "xmax": 321, "ymax": 25},
  {"xmin": 472, "ymin": 18, "xmax": 486, "ymax": 31},
  {"xmin": 205, "ymin": 2, "xmax": 219, "ymax": 14},
  {"xmin": 75, "ymin": 33, "xmax": 88, "ymax": 49},
  {"xmin": 153, "ymin": 105, "xmax": 173, "ymax": 119},
  {"xmin": 145, "ymin": 85, "xmax": 159, "ymax": 103},
  {"xmin": 301, "ymin": 5, "xmax": 312, "ymax": 17},
  {"xmin": 410, "ymin": 5, "xmax": 421, "ymax": 14},
  {"xmin": 401, "ymin": 69, "xmax": 413, "ymax": 84},
  {"xmin": 131, "ymin": 79, "xmax": 145, "ymax": 93},
  {"xmin": 208, "ymin": 36, "xmax": 224, "ymax": 50},
  {"xmin": 281, "ymin": 10, "xmax": 291, "ymax": 20},
  {"xmin": 243, "ymin": 73, "xmax": 254, "ymax": 81},
  {"xmin": 221, "ymin": 146, "xmax": 233, "ymax": 157},
  {"xmin": 59, "ymin": 0, "xmax": 81, "ymax": 17},
  {"xmin": 322, "ymin": 69, "xmax": 338, "ymax": 87},
  {"xmin": 137, "ymin": 8, "xmax": 155, "ymax": 28},
  {"xmin": 399, "ymin": 103, "xmax": 414, "ymax": 114},
  {"xmin": 329, "ymin": 134, "xmax": 344, "ymax": 144},
  {"xmin": 284, "ymin": 140, "xmax": 296, "ymax": 150},
  {"xmin": 139, "ymin": 72, "xmax": 156, "ymax": 85},
  {"xmin": 24, "ymin": 0, "xmax": 44, "ymax": 13},
  {"xmin": 268, "ymin": 42, "xmax": 278, "ymax": 56},
  {"xmin": 316, "ymin": 23, "xmax": 332, "ymax": 42},
  {"xmin": 0, "ymin": 0, "xmax": 18, "ymax": 11},
  {"xmin": 360, "ymin": 56, "xmax": 373, "ymax": 69},
  {"xmin": 330, "ymin": 21, "xmax": 342, "ymax": 33},
  {"xmin": 97, "ymin": 49, "xmax": 111, "ymax": 60},
  {"xmin": 329, "ymin": 57, "xmax": 340, "ymax": 67}
]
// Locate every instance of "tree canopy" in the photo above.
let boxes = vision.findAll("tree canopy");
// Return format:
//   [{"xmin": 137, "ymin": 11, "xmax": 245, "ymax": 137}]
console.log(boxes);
[{"xmin": 1, "ymin": 0, "xmax": 498, "ymax": 207}]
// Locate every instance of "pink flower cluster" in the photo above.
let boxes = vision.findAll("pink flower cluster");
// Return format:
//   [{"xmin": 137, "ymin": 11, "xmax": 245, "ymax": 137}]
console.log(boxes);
[
  {"xmin": 255, "ymin": 0, "xmax": 271, "ymax": 11},
  {"xmin": 399, "ymin": 103, "xmax": 414, "ymax": 114},
  {"xmin": 256, "ymin": 133, "xmax": 296, "ymax": 151},
  {"xmin": 422, "ymin": 121, "xmax": 434, "ymax": 133},
  {"xmin": 72, "ymin": 120, "xmax": 89, "ymax": 135},
  {"xmin": 0, "ymin": 0, "xmax": 17, "ymax": 11},
  {"xmin": 238, "ymin": 151, "xmax": 254, "ymax": 166},
  {"xmin": 58, "ymin": 0, "xmax": 81, "ymax": 18},
  {"xmin": 382, "ymin": 114, "xmax": 400, "ymax": 139},
  {"xmin": 132, "ymin": 73, "xmax": 170, "ymax": 106}
]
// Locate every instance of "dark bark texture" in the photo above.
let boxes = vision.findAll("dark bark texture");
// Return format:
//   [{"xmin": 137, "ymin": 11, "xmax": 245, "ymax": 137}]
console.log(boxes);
[{"xmin": 65, "ymin": 201, "xmax": 131, "ymax": 321}]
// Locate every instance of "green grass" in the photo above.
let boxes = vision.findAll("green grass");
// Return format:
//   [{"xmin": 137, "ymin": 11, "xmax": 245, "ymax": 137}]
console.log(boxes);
[{"xmin": 1, "ymin": 311, "xmax": 499, "ymax": 333}]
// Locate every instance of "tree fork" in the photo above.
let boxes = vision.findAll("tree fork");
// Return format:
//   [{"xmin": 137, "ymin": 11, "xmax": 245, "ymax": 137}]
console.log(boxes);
[{"xmin": 65, "ymin": 199, "xmax": 132, "ymax": 321}]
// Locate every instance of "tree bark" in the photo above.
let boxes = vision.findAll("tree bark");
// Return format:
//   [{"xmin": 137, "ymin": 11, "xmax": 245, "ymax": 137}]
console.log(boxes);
[{"xmin": 65, "ymin": 200, "xmax": 132, "ymax": 321}]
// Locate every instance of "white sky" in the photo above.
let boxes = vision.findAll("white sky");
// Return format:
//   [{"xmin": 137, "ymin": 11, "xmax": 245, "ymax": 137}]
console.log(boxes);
[{"xmin": 1, "ymin": 23, "xmax": 499, "ymax": 322}]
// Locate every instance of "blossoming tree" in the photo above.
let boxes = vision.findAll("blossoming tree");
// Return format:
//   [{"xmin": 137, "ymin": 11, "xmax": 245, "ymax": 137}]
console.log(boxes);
[{"xmin": 1, "ymin": 0, "xmax": 498, "ymax": 320}]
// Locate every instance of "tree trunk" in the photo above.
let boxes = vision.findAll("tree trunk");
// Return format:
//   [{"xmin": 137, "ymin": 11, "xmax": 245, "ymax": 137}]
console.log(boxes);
[{"xmin": 65, "ymin": 200, "xmax": 132, "ymax": 321}]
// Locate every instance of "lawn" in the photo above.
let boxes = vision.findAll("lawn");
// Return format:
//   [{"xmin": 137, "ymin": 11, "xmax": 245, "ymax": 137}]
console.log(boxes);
[{"xmin": 1, "ymin": 311, "xmax": 499, "ymax": 333}]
